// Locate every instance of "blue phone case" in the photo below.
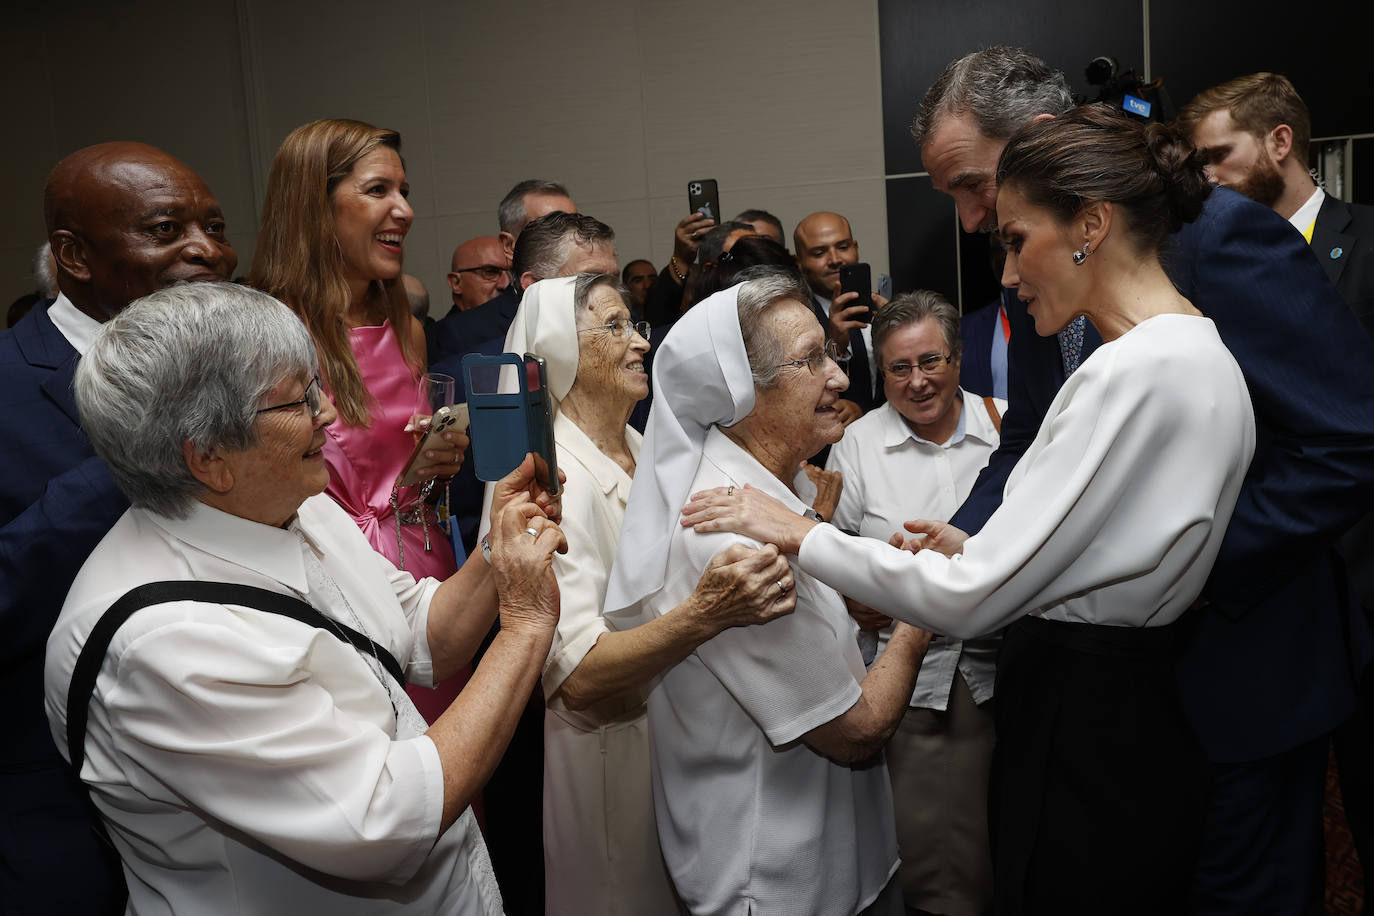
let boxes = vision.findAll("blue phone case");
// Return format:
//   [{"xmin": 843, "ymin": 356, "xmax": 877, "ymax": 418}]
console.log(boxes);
[{"xmin": 462, "ymin": 352, "xmax": 559, "ymax": 492}]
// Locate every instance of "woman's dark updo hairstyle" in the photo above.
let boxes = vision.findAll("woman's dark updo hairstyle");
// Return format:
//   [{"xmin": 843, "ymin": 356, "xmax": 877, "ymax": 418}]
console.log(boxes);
[
  {"xmin": 995, "ymin": 103, "xmax": 1211, "ymax": 252},
  {"xmin": 692, "ymin": 235, "xmax": 801, "ymax": 306}
]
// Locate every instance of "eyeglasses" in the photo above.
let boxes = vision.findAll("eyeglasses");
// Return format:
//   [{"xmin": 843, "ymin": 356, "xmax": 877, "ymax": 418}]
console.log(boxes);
[
  {"xmin": 256, "ymin": 375, "xmax": 323, "ymax": 418},
  {"xmin": 776, "ymin": 340, "xmax": 843, "ymax": 375},
  {"xmin": 454, "ymin": 265, "xmax": 508, "ymax": 280},
  {"xmin": 578, "ymin": 318, "xmax": 651, "ymax": 339},
  {"xmin": 884, "ymin": 352, "xmax": 953, "ymax": 380}
]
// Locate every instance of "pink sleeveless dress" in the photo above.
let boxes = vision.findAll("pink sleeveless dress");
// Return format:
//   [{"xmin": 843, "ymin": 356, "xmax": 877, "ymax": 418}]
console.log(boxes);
[{"xmin": 323, "ymin": 320, "xmax": 467, "ymax": 722}]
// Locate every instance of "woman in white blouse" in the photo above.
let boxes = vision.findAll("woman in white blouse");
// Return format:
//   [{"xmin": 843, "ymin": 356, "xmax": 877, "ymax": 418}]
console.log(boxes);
[
  {"xmin": 501, "ymin": 275, "xmax": 796, "ymax": 914},
  {"xmin": 681, "ymin": 108, "xmax": 1258, "ymax": 912}
]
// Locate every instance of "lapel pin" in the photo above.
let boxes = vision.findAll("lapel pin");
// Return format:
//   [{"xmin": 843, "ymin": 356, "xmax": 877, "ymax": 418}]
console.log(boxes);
[{"xmin": 1330, "ymin": 247, "xmax": 1344, "ymax": 259}]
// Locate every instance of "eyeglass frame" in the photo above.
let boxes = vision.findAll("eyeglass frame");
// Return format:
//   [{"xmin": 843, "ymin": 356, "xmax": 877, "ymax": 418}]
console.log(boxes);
[
  {"xmin": 452, "ymin": 265, "xmax": 509, "ymax": 280},
  {"xmin": 775, "ymin": 339, "xmax": 844, "ymax": 375},
  {"xmin": 256, "ymin": 375, "xmax": 324, "ymax": 418},
  {"xmin": 577, "ymin": 318, "xmax": 652, "ymax": 340},
  {"xmin": 883, "ymin": 351, "xmax": 953, "ymax": 380}
]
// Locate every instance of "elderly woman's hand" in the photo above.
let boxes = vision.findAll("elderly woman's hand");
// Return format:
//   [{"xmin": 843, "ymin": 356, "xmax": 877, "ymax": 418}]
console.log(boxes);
[
  {"xmin": 490, "ymin": 454, "xmax": 566, "ymax": 529},
  {"xmin": 681, "ymin": 484, "xmax": 819, "ymax": 556},
  {"xmin": 489, "ymin": 493, "xmax": 567, "ymax": 637},
  {"xmin": 688, "ymin": 543, "xmax": 798, "ymax": 631},
  {"xmin": 801, "ymin": 462, "xmax": 843, "ymax": 522}
]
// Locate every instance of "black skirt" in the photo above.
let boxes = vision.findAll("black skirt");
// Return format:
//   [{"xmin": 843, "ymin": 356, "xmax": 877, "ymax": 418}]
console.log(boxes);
[{"xmin": 990, "ymin": 615, "xmax": 1207, "ymax": 915}]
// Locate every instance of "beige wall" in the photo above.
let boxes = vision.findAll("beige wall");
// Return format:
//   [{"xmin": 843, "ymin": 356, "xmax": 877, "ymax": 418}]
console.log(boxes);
[{"xmin": 5, "ymin": 0, "xmax": 888, "ymax": 318}]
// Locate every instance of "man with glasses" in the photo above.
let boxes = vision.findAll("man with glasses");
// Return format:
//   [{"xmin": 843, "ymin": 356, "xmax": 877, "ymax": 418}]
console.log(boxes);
[
  {"xmin": 0, "ymin": 140, "xmax": 237, "ymax": 914},
  {"xmin": 445, "ymin": 235, "xmax": 511, "ymax": 315}
]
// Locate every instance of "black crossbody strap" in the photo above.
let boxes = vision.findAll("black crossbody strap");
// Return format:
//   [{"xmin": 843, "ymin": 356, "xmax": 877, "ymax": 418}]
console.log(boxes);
[{"xmin": 66, "ymin": 580, "xmax": 407, "ymax": 772}]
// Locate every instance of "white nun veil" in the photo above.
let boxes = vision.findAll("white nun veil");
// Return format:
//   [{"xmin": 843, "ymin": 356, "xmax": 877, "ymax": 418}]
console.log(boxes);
[{"xmin": 602, "ymin": 283, "xmax": 757, "ymax": 626}]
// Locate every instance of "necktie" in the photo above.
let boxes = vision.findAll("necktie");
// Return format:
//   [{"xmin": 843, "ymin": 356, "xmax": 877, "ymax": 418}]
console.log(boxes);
[{"xmin": 1058, "ymin": 315, "xmax": 1087, "ymax": 377}]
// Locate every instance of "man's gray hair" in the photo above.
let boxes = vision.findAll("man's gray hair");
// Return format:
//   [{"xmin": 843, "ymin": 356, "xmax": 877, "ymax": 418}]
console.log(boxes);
[
  {"xmin": 911, "ymin": 47, "xmax": 1073, "ymax": 149},
  {"xmin": 735, "ymin": 268, "xmax": 810, "ymax": 390},
  {"xmin": 75, "ymin": 281, "xmax": 317, "ymax": 519},
  {"xmin": 498, "ymin": 178, "xmax": 572, "ymax": 237},
  {"xmin": 34, "ymin": 241, "xmax": 56, "ymax": 299},
  {"xmin": 872, "ymin": 290, "xmax": 962, "ymax": 370},
  {"xmin": 513, "ymin": 211, "xmax": 615, "ymax": 287}
]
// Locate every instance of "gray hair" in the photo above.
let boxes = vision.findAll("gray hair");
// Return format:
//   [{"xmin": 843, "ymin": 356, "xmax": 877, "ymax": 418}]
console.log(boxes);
[
  {"xmin": 498, "ymin": 178, "xmax": 572, "ymax": 237},
  {"xmin": 911, "ymin": 47, "xmax": 1073, "ymax": 149},
  {"xmin": 872, "ymin": 290, "xmax": 962, "ymax": 370},
  {"xmin": 75, "ymin": 281, "xmax": 317, "ymax": 518},
  {"xmin": 513, "ymin": 211, "xmax": 615, "ymax": 287},
  {"xmin": 572, "ymin": 272, "xmax": 633, "ymax": 330},
  {"xmin": 735, "ymin": 269, "xmax": 810, "ymax": 390},
  {"xmin": 34, "ymin": 241, "xmax": 56, "ymax": 299}
]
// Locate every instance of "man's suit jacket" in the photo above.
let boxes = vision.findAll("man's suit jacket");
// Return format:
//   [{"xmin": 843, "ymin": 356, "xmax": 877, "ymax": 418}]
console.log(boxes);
[
  {"xmin": 1312, "ymin": 194, "xmax": 1374, "ymax": 339},
  {"xmin": 949, "ymin": 186, "xmax": 1374, "ymax": 763},
  {"xmin": 426, "ymin": 287, "xmax": 520, "ymax": 368},
  {"xmin": 0, "ymin": 302, "xmax": 128, "ymax": 910},
  {"xmin": 957, "ymin": 300, "xmax": 1003, "ymax": 399}
]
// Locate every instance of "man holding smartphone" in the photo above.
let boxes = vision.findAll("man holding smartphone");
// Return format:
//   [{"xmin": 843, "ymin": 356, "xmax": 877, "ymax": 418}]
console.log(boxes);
[{"xmin": 794, "ymin": 210, "xmax": 884, "ymax": 418}]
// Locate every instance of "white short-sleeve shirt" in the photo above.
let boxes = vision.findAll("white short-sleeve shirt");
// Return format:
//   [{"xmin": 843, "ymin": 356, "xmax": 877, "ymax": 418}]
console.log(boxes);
[
  {"xmin": 643, "ymin": 427, "xmax": 898, "ymax": 916},
  {"xmin": 827, "ymin": 390, "xmax": 1004, "ymax": 708},
  {"xmin": 44, "ymin": 494, "xmax": 497, "ymax": 915}
]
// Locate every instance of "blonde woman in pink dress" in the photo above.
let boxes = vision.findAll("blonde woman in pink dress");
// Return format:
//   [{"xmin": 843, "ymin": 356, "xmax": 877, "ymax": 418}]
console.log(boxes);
[{"xmin": 251, "ymin": 119, "xmax": 469, "ymax": 721}]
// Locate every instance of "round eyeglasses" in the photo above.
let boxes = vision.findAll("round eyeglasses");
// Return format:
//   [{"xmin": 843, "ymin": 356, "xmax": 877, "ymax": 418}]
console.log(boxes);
[
  {"xmin": 883, "ymin": 352, "xmax": 952, "ymax": 380},
  {"xmin": 256, "ymin": 375, "xmax": 324, "ymax": 418},
  {"xmin": 776, "ymin": 339, "xmax": 843, "ymax": 375},
  {"xmin": 578, "ymin": 318, "xmax": 651, "ymax": 339}
]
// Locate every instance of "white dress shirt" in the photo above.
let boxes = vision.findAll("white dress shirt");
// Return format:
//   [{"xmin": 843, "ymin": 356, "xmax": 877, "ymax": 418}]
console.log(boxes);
[
  {"xmin": 1289, "ymin": 186, "xmax": 1325, "ymax": 237},
  {"xmin": 45, "ymin": 494, "xmax": 500, "ymax": 915},
  {"xmin": 644, "ymin": 427, "xmax": 898, "ymax": 916},
  {"xmin": 800, "ymin": 314, "xmax": 1256, "ymax": 637},
  {"xmin": 47, "ymin": 292, "xmax": 103, "ymax": 355},
  {"xmin": 827, "ymin": 390, "xmax": 1005, "ymax": 708}
]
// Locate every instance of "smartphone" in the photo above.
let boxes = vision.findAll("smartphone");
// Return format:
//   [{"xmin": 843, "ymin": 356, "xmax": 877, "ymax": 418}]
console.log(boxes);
[
  {"xmin": 839, "ymin": 263, "xmax": 874, "ymax": 323},
  {"xmin": 687, "ymin": 179, "xmax": 720, "ymax": 223},
  {"xmin": 395, "ymin": 403, "xmax": 469, "ymax": 488},
  {"xmin": 462, "ymin": 352, "xmax": 561, "ymax": 496}
]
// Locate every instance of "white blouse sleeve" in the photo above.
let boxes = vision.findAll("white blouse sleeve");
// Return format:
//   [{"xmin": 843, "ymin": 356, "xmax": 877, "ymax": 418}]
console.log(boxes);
[{"xmin": 799, "ymin": 334, "xmax": 1252, "ymax": 636}]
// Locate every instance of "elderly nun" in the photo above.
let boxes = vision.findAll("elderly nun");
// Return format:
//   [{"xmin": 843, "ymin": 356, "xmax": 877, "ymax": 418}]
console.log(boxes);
[{"xmin": 602, "ymin": 269, "xmax": 933, "ymax": 916}]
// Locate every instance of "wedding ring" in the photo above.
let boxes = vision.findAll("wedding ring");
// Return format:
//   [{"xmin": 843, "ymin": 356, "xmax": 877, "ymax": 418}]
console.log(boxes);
[
  {"xmin": 526, "ymin": 526, "xmax": 540, "ymax": 539},
  {"xmin": 775, "ymin": 579, "xmax": 788, "ymax": 597},
  {"xmin": 727, "ymin": 486, "xmax": 735, "ymax": 496}
]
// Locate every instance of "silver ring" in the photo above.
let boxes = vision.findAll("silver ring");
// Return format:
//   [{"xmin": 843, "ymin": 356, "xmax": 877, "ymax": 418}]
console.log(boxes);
[
  {"xmin": 775, "ymin": 579, "xmax": 788, "ymax": 597},
  {"xmin": 526, "ymin": 526, "xmax": 540, "ymax": 539},
  {"xmin": 727, "ymin": 486, "xmax": 735, "ymax": 496}
]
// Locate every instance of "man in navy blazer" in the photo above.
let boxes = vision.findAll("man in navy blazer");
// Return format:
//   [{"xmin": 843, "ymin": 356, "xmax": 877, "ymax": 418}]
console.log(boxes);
[
  {"xmin": 1, "ymin": 141, "xmax": 237, "ymax": 913},
  {"xmin": 915, "ymin": 48, "xmax": 1374, "ymax": 912}
]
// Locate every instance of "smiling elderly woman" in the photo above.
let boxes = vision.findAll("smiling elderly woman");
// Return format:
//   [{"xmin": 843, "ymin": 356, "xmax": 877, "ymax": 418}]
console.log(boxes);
[
  {"xmin": 602, "ymin": 269, "xmax": 933, "ymax": 916},
  {"xmin": 493, "ymin": 275, "xmax": 795, "ymax": 914},
  {"xmin": 43, "ymin": 281, "xmax": 565, "ymax": 915}
]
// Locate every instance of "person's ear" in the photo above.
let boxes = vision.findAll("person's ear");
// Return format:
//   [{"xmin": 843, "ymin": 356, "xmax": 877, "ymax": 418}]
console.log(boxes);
[
  {"xmin": 1269, "ymin": 124, "xmax": 1295, "ymax": 165},
  {"xmin": 499, "ymin": 231, "xmax": 516, "ymax": 260},
  {"xmin": 1030, "ymin": 112, "xmax": 1056, "ymax": 124},
  {"xmin": 447, "ymin": 272, "xmax": 462, "ymax": 298},
  {"xmin": 50, "ymin": 230, "xmax": 91, "ymax": 284},
  {"xmin": 519, "ymin": 271, "xmax": 537, "ymax": 292},
  {"xmin": 1081, "ymin": 200, "xmax": 1112, "ymax": 251},
  {"xmin": 183, "ymin": 440, "xmax": 234, "ymax": 493}
]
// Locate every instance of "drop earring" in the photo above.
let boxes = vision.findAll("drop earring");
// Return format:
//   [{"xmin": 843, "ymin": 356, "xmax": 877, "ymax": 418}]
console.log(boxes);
[{"xmin": 1072, "ymin": 242, "xmax": 1091, "ymax": 266}]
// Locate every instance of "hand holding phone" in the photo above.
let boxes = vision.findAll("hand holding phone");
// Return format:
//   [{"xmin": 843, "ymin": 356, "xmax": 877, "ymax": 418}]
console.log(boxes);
[
  {"xmin": 396, "ymin": 404, "xmax": 469, "ymax": 488},
  {"xmin": 838, "ymin": 263, "xmax": 874, "ymax": 323}
]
